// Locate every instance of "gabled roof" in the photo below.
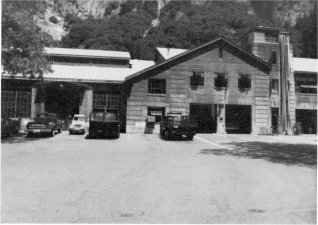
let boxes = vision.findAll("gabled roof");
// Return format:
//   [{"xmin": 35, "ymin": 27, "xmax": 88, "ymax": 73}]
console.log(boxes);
[
  {"xmin": 293, "ymin": 57, "xmax": 318, "ymax": 73},
  {"xmin": 125, "ymin": 37, "xmax": 271, "ymax": 84},
  {"xmin": 44, "ymin": 47, "xmax": 131, "ymax": 59},
  {"xmin": 156, "ymin": 47, "xmax": 188, "ymax": 60}
]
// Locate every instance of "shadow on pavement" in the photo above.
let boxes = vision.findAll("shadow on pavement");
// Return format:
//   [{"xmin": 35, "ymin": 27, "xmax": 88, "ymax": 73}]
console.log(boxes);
[
  {"xmin": 200, "ymin": 142, "xmax": 317, "ymax": 167},
  {"xmin": 1, "ymin": 133, "xmax": 58, "ymax": 144}
]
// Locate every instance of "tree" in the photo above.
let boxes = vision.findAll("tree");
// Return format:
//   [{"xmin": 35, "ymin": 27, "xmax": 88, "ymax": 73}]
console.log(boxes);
[{"xmin": 1, "ymin": 1, "xmax": 52, "ymax": 79}]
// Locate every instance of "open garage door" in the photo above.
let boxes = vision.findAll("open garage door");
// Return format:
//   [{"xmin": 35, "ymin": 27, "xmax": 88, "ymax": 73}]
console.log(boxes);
[
  {"xmin": 225, "ymin": 105, "xmax": 251, "ymax": 134},
  {"xmin": 190, "ymin": 103, "xmax": 216, "ymax": 133},
  {"xmin": 43, "ymin": 82, "xmax": 85, "ymax": 119},
  {"xmin": 296, "ymin": 109, "xmax": 317, "ymax": 134}
]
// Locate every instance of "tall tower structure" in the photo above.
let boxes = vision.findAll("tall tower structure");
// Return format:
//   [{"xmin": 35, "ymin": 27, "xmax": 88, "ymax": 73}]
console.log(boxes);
[{"xmin": 239, "ymin": 26, "xmax": 295, "ymax": 134}]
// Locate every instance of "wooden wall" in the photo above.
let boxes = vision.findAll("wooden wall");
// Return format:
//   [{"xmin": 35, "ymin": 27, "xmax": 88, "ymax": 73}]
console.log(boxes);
[{"xmin": 126, "ymin": 47, "xmax": 272, "ymax": 134}]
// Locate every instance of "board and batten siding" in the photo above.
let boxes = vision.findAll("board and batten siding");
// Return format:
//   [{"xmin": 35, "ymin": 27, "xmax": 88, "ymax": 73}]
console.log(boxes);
[{"xmin": 126, "ymin": 47, "xmax": 271, "ymax": 134}]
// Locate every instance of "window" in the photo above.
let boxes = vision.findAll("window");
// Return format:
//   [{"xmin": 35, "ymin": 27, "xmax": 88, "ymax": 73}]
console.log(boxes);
[
  {"xmin": 255, "ymin": 46, "xmax": 266, "ymax": 61},
  {"xmin": 148, "ymin": 79, "xmax": 166, "ymax": 94},
  {"xmin": 1, "ymin": 90, "xmax": 31, "ymax": 118},
  {"xmin": 215, "ymin": 73, "xmax": 228, "ymax": 89},
  {"xmin": 190, "ymin": 72, "xmax": 204, "ymax": 87},
  {"xmin": 271, "ymin": 79, "xmax": 279, "ymax": 93},
  {"xmin": 295, "ymin": 73, "xmax": 317, "ymax": 94},
  {"xmin": 147, "ymin": 107, "xmax": 165, "ymax": 123},
  {"xmin": 265, "ymin": 32, "xmax": 278, "ymax": 43},
  {"xmin": 93, "ymin": 92, "xmax": 120, "ymax": 109},
  {"xmin": 270, "ymin": 51, "xmax": 277, "ymax": 64},
  {"xmin": 238, "ymin": 74, "xmax": 251, "ymax": 90}
]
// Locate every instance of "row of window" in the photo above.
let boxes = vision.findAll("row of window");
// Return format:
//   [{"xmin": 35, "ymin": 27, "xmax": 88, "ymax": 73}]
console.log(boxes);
[
  {"xmin": 147, "ymin": 76, "xmax": 301, "ymax": 95},
  {"xmin": 148, "ymin": 73, "xmax": 252, "ymax": 94},
  {"xmin": 49, "ymin": 56, "xmax": 130, "ymax": 66}
]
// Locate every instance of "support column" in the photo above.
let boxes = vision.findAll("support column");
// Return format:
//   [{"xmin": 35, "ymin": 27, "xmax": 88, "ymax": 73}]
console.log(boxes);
[
  {"xmin": 216, "ymin": 104, "xmax": 227, "ymax": 134},
  {"xmin": 31, "ymin": 87, "xmax": 45, "ymax": 119},
  {"xmin": 79, "ymin": 89, "xmax": 93, "ymax": 119}
]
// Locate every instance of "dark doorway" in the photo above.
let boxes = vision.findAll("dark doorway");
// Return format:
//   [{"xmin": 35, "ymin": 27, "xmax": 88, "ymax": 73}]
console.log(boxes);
[
  {"xmin": 44, "ymin": 83, "xmax": 84, "ymax": 119},
  {"xmin": 190, "ymin": 103, "xmax": 216, "ymax": 133},
  {"xmin": 271, "ymin": 108, "xmax": 279, "ymax": 133},
  {"xmin": 296, "ymin": 109, "xmax": 317, "ymax": 134},
  {"xmin": 225, "ymin": 105, "xmax": 251, "ymax": 134}
]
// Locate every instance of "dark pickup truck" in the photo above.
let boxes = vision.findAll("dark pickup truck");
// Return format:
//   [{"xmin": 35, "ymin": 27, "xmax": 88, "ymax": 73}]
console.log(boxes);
[
  {"xmin": 88, "ymin": 108, "xmax": 120, "ymax": 139},
  {"xmin": 160, "ymin": 112, "xmax": 197, "ymax": 140},
  {"xmin": 26, "ymin": 113, "xmax": 62, "ymax": 137}
]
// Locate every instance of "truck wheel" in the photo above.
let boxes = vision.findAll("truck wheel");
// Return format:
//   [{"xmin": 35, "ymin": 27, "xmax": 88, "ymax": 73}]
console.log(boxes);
[
  {"xmin": 164, "ymin": 131, "xmax": 170, "ymax": 140},
  {"xmin": 8, "ymin": 130, "xmax": 13, "ymax": 137},
  {"xmin": 187, "ymin": 134, "xmax": 193, "ymax": 140}
]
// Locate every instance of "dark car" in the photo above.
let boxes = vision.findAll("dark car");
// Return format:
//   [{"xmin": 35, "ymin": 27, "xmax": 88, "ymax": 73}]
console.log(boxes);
[
  {"xmin": 88, "ymin": 108, "xmax": 120, "ymax": 139},
  {"xmin": 160, "ymin": 112, "xmax": 197, "ymax": 140},
  {"xmin": 1, "ymin": 118, "xmax": 19, "ymax": 138},
  {"xmin": 26, "ymin": 113, "xmax": 62, "ymax": 137}
]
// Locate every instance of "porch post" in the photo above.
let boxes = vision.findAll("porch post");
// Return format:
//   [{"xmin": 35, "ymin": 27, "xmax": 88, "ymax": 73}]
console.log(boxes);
[
  {"xmin": 79, "ymin": 89, "xmax": 93, "ymax": 119},
  {"xmin": 216, "ymin": 104, "xmax": 227, "ymax": 134}
]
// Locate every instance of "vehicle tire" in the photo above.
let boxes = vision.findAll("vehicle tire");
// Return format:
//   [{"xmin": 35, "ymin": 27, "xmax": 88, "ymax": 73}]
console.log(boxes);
[
  {"xmin": 28, "ymin": 132, "xmax": 33, "ymax": 137},
  {"xmin": 82, "ymin": 130, "xmax": 85, "ymax": 135},
  {"xmin": 164, "ymin": 131, "xmax": 170, "ymax": 140},
  {"xmin": 69, "ymin": 131, "xmax": 73, "ymax": 135},
  {"xmin": 8, "ymin": 130, "xmax": 14, "ymax": 137},
  {"xmin": 58, "ymin": 128, "xmax": 61, "ymax": 133},
  {"xmin": 187, "ymin": 134, "xmax": 193, "ymax": 140}
]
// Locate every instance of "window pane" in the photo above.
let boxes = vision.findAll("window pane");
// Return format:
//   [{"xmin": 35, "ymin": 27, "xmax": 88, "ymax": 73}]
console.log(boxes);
[{"xmin": 148, "ymin": 79, "xmax": 166, "ymax": 94}]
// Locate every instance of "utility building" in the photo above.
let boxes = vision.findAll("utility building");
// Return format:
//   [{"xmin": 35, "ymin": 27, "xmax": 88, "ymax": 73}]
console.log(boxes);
[{"xmin": 2, "ymin": 26, "xmax": 317, "ymax": 134}]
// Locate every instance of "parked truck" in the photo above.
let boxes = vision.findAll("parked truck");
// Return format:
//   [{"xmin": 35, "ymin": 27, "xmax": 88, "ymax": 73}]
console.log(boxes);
[
  {"xmin": 160, "ymin": 112, "xmax": 197, "ymax": 140},
  {"xmin": 26, "ymin": 113, "xmax": 62, "ymax": 137},
  {"xmin": 88, "ymin": 108, "xmax": 120, "ymax": 139}
]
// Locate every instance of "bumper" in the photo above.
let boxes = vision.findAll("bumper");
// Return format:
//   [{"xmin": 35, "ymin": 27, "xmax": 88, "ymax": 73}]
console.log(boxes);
[
  {"xmin": 69, "ymin": 128, "xmax": 85, "ymax": 133},
  {"xmin": 165, "ymin": 128, "xmax": 196, "ymax": 136},
  {"xmin": 26, "ymin": 128, "xmax": 52, "ymax": 133}
]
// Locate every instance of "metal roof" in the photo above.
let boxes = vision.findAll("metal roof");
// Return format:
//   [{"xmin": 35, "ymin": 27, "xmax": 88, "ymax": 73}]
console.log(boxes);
[
  {"xmin": 156, "ymin": 47, "xmax": 188, "ymax": 60},
  {"xmin": 293, "ymin": 57, "xmax": 318, "ymax": 73},
  {"xmin": 1, "ymin": 59, "xmax": 155, "ymax": 83},
  {"xmin": 44, "ymin": 47, "xmax": 131, "ymax": 59}
]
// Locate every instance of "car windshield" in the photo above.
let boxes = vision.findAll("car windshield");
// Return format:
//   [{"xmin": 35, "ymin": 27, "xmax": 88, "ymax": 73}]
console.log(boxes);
[
  {"xmin": 91, "ymin": 112, "xmax": 104, "ymax": 122},
  {"xmin": 34, "ymin": 117, "xmax": 55, "ymax": 123},
  {"xmin": 105, "ymin": 112, "xmax": 118, "ymax": 122},
  {"xmin": 74, "ymin": 117, "xmax": 85, "ymax": 121},
  {"xmin": 90, "ymin": 110, "xmax": 118, "ymax": 122}
]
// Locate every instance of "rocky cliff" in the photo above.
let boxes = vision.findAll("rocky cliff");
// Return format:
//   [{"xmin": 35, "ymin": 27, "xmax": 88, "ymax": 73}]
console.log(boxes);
[{"xmin": 35, "ymin": 0, "xmax": 315, "ymax": 41}]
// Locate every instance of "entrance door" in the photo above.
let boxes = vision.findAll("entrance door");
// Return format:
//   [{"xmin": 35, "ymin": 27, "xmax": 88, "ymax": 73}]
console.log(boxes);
[
  {"xmin": 225, "ymin": 105, "xmax": 251, "ymax": 134},
  {"xmin": 190, "ymin": 103, "xmax": 216, "ymax": 133},
  {"xmin": 296, "ymin": 109, "xmax": 317, "ymax": 134},
  {"xmin": 271, "ymin": 108, "xmax": 279, "ymax": 133}
]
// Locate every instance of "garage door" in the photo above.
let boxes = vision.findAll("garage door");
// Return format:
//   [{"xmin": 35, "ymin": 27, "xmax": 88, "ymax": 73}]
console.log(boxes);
[{"xmin": 225, "ymin": 105, "xmax": 251, "ymax": 134}]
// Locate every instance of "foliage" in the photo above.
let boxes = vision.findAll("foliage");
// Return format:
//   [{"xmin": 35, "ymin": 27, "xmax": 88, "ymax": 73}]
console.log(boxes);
[
  {"xmin": 1, "ymin": 1, "xmax": 52, "ymax": 79},
  {"xmin": 60, "ymin": 0, "xmax": 316, "ymax": 60},
  {"xmin": 104, "ymin": 1, "xmax": 120, "ymax": 16},
  {"xmin": 292, "ymin": 2, "xmax": 317, "ymax": 58}
]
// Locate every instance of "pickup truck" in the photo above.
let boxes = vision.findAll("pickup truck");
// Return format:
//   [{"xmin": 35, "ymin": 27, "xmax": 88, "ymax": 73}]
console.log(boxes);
[
  {"xmin": 160, "ymin": 112, "xmax": 197, "ymax": 140},
  {"xmin": 26, "ymin": 113, "xmax": 62, "ymax": 137},
  {"xmin": 88, "ymin": 108, "xmax": 120, "ymax": 139}
]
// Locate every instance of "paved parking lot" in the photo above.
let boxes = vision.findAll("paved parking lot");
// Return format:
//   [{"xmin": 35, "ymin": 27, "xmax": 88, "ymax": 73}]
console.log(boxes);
[{"xmin": 1, "ymin": 132, "xmax": 317, "ymax": 223}]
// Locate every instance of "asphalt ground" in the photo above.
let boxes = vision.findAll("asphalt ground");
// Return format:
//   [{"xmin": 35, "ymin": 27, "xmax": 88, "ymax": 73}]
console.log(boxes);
[{"xmin": 1, "ymin": 132, "xmax": 317, "ymax": 223}]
